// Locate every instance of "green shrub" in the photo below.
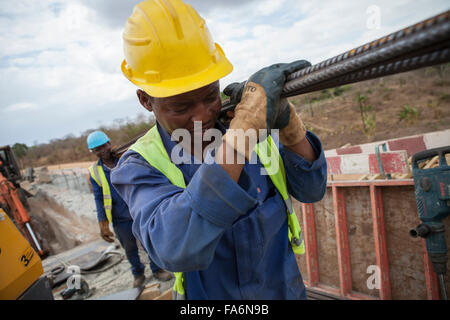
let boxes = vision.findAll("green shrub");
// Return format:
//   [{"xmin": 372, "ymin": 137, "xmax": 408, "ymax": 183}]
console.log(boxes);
[
  {"xmin": 438, "ymin": 93, "xmax": 450, "ymax": 104},
  {"xmin": 355, "ymin": 91, "xmax": 376, "ymax": 137},
  {"xmin": 398, "ymin": 105, "xmax": 420, "ymax": 124}
]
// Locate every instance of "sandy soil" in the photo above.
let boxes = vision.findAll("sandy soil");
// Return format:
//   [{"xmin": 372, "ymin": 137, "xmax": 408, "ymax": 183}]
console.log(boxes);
[
  {"xmin": 42, "ymin": 161, "xmax": 93, "ymax": 171},
  {"xmin": 25, "ymin": 183, "xmax": 98, "ymax": 255}
]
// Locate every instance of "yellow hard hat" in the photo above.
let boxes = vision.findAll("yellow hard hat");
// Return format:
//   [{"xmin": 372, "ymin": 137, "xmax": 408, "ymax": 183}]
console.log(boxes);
[{"xmin": 121, "ymin": 0, "xmax": 233, "ymax": 98}]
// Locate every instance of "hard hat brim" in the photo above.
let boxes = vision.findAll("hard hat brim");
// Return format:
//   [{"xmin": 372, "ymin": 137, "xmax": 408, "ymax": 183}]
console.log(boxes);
[
  {"xmin": 123, "ymin": 44, "xmax": 233, "ymax": 98},
  {"xmin": 88, "ymin": 140, "xmax": 110, "ymax": 150}
]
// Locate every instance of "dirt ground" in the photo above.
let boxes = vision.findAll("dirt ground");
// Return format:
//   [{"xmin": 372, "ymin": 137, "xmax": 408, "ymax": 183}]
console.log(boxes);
[
  {"xmin": 290, "ymin": 65, "xmax": 450, "ymax": 150},
  {"xmin": 25, "ymin": 182, "xmax": 98, "ymax": 255}
]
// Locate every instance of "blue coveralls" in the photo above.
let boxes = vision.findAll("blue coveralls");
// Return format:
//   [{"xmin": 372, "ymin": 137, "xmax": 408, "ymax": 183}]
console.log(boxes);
[
  {"xmin": 111, "ymin": 122, "xmax": 327, "ymax": 299},
  {"xmin": 89, "ymin": 158, "xmax": 161, "ymax": 276}
]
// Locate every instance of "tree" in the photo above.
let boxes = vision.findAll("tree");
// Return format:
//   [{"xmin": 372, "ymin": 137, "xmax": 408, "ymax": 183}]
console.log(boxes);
[{"xmin": 12, "ymin": 143, "xmax": 28, "ymax": 159}]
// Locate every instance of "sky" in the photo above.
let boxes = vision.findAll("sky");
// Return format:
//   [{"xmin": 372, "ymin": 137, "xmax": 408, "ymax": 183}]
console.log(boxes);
[{"xmin": 0, "ymin": 0, "xmax": 449, "ymax": 147}]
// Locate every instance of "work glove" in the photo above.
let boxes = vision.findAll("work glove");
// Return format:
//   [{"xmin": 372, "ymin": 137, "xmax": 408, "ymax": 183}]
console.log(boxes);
[
  {"xmin": 99, "ymin": 220, "xmax": 114, "ymax": 243},
  {"xmin": 224, "ymin": 82, "xmax": 293, "ymax": 130},
  {"xmin": 222, "ymin": 60, "xmax": 310, "ymax": 158},
  {"xmin": 223, "ymin": 81, "xmax": 246, "ymax": 106},
  {"xmin": 276, "ymin": 98, "xmax": 308, "ymax": 147}
]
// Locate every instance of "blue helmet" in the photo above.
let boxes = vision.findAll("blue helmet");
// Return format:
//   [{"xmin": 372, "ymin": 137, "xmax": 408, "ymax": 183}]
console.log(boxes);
[{"xmin": 87, "ymin": 131, "xmax": 110, "ymax": 150}]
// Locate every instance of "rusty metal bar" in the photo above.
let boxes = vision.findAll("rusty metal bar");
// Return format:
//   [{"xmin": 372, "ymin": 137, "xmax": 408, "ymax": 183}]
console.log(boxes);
[
  {"xmin": 422, "ymin": 239, "xmax": 440, "ymax": 300},
  {"xmin": 346, "ymin": 291, "xmax": 377, "ymax": 300},
  {"xmin": 283, "ymin": 11, "xmax": 450, "ymax": 97},
  {"xmin": 369, "ymin": 185, "xmax": 392, "ymax": 300},
  {"xmin": 302, "ymin": 203, "xmax": 319, "ymax": 287},
  {"xmin": 305, "ymin": 283, "xmax": 376, "ymax": 300},
  {"xmin": 304, "ymin": 282, "xmax": 342, "ymax": 299},
  {"xmin": 332, "ymin": 185, "xmax": 353, "ymax": 296},
  {"xmin": 220, "ymin": 11, "xmax": 450, "ymax": 120}
]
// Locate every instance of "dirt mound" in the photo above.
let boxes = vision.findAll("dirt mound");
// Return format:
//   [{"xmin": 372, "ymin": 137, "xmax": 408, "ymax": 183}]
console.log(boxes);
[{"xmin": 27, "ymin": 188, "xmax": 98, "ymax": 256}]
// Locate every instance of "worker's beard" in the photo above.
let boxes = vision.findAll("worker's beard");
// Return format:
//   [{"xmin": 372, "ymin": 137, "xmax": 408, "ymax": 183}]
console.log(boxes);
[{"xmin": 100, "ymin": 151, "xmax": 114, "ymax": 162}]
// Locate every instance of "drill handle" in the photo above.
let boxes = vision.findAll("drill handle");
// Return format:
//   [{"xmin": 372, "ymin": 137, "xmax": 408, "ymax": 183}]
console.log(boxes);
[{"xmin": 412, "ymin": 146, "xmax": 450, "ymax": 169}]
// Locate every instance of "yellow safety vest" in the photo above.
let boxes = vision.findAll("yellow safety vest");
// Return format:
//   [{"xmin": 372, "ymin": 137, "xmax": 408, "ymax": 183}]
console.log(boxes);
[
  {"xmin": 88, "ymin": 163, "xmax": 113, "ymax": 223},
  {"xmin": 129, "ymin": 126, "xmax": 305, "ymax": 300}
]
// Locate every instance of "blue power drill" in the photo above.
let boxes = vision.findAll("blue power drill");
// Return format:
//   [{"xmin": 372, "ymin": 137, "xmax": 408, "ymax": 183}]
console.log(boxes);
[{"xmin": 410, "ymin": 146, "xmax": 450, "ymax": 300}]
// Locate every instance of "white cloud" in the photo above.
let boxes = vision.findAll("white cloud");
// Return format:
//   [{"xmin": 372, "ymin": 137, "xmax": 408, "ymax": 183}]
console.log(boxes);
[
  {"xmin": 254, "ymin": 0, "xmax": 286, "ymax": 16},
  {"xmin": 4, "ymin": 102, "xmax": 37, "ymax": 112}
]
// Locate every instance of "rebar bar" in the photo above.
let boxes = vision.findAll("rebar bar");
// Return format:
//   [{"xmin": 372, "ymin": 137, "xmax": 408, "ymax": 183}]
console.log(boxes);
[
  {"xmin": 220, "ymin": 10, "xmax": 450, "ymax": 118},
  {"xmin": 282, "ymin": 10, "xmax": 450, "ymax": 97}
]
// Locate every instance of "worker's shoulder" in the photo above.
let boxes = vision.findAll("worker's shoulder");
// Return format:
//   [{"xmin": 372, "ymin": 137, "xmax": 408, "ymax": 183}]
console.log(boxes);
[
  {"xmin": 115, "ymin": 149, "xmax": 151, "ymax": 169},
  {"xmin": 113, "ymin": 149, "xmax": 169, "ymax": 179},
  {"xmin": 111, "ymin": 149, "xmax": 172, "ymax": 187}
]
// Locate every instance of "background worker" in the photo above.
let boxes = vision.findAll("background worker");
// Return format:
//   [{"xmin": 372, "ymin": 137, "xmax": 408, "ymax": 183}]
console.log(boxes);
[
  {"xmin": 86, "ymin": 130, "xmax": 173, "ymax": 287},
  {"xmin": 111, "ymin": 0, "xmax": 327, "ymax": 299}
]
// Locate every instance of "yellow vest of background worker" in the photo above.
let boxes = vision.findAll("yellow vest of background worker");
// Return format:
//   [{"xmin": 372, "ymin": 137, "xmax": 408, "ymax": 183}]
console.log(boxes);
[{"xmin": 88, "ymin": 164, "xmax": 113, "ymax": 223}]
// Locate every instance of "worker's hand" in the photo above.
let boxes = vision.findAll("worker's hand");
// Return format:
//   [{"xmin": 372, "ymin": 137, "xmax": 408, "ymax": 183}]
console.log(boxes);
[
  {"xmin": 224, "ymin": 82, "xmax": 290, "ymax": 126},
  {"xmin": 223, "ymin": 81, "xmax": 246, "ymax": 106},
  {"xmin": 240, "ymin": 59, "xmax": 310, "ymax": 132},
  {"xmin": 275, "ymin": 99, "xmax": 307, "ymax": 147},
  {"xmin": 99, "ymin": 220, "xmax": 114, "ymax": 243},
  {"xmin": 222, "ymin": 60, "xmax": 310, "ymax": 159}
]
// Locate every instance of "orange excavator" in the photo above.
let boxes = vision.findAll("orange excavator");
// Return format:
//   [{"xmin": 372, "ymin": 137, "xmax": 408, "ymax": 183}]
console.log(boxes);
[{"xmin": 0, "ymin": 145, "xmax": 46, "ymax": 257}]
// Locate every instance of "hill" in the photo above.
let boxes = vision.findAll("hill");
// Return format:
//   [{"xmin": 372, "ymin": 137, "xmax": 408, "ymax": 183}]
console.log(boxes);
[
  {"xmin": 291, "ymin": 63, "xmax": 450, "ymax": 150},
  {"xmin": 18, "ymin": 114, "xmax": 156, "ymax": 167}
]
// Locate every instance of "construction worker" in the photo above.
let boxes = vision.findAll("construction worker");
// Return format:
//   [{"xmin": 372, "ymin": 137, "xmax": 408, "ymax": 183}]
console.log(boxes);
[
  {"xmin": 86, "ymin": 130, "xmax": 173, "ymax": 287},
  {"xmin": 111, "ymin": 0, "xmax": 326, "ymax": 299}
]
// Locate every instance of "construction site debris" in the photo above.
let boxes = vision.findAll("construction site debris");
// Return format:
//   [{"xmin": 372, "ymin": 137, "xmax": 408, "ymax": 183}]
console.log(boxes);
[
  {"xmin": 138, "ymin": 283, "xmax": 161, "ymax": 300},
  {"xmin": 153, "ymin": 288, "xmax": 172, "ymax": 300},
  {"xmin": 35, "ymin": 167, "xmax": 52, "ymax": 184},
  {"xmin": 95, "ymin": 287, "xmax": 143, "ymax": 300},
  {"xmin": 42, "ymin": 239, "xmax": 174, "ymax": 300}
]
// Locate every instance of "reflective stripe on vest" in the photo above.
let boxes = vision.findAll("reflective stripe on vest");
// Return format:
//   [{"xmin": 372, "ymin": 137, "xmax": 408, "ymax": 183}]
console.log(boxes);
[
  {"xmin": 254, "ymin": 137, "xmax": 305, "ymax": 255},
  {"xmin": 129, "ymin": 126, "xmax": 305, "ymax": 299},
  {"xmin": 88, "ymin": 164, "xmax": 113, "ymax": 223}
]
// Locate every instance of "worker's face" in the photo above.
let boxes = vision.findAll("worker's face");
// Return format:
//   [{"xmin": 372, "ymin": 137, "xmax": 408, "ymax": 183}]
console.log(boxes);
[
  {"xmin": 91, "ymin": 142, "xmax": 112, "ymax": 160},
  {"xmin": 137, "ymin": 81, "xmax": 222, "ymax": 137}
]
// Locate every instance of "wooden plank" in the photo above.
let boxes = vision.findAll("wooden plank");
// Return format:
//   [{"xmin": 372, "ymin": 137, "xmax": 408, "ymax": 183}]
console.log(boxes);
[
  {"xmin": 328, "ymin": 179, "xmax": 414, "ymax": 187},
  {"xmin": 154, "ymin": 288, "xmax": 172, "ymax": 300},
  {"xmin": 423, "ymin": 155, "xmax": 439, "ymax": 169},
  {"xmin": 332, "ymin": 186, "xmax": 352, "ymax": 296},
  {"xmin": 302, "ymin": 203, "xmax": 319, "ymax": 287},
  {"xmin": 326, "ymin": 151, "xmax": 409, "ymax": 175},
  {"xmin": 370, "ymin": 185, "xmax": 391, "ymax": 300},
  {"xmin": 138, "ymin": 283, "xmax": 161, "ymax": 300}
]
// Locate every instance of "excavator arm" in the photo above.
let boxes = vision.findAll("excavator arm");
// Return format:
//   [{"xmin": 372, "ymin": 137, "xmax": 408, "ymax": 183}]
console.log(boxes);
[{"xmin": 0, "ymin": 160, "xmax": 46, "ymax": 257}]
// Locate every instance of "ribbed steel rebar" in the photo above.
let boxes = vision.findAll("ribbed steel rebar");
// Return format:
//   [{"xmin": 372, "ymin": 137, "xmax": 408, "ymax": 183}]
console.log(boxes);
[
  {"xmin": 282, "ymin": 10, "xmax": 450, "ymax": 97},
  {"xmin": 220, "ymin": 10, "xmax": 450, "ymax": 119}
]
